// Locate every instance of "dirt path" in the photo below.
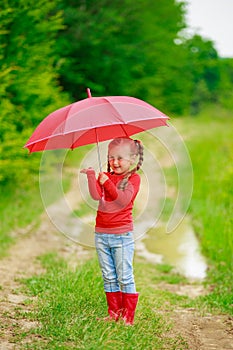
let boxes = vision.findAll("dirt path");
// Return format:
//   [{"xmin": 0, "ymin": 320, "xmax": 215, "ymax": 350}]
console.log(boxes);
[
  {"xmin": 0, "ymin": 174, "xmax": 94, "ymax": 349},
  {"xmin": 170, "ymin": 308, "xmax": 233, "ymax": 350},
  {"xmin": 0, "ymin": 219, "xmax": 93, "ymax": 348},
  {"xmin": 0, "ymin": 171, "xmax": 233, "ymax": 349}
]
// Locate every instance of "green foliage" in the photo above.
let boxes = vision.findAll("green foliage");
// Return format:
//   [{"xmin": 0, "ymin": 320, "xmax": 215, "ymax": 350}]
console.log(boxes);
[
  {"xmin": 174, "ymin": 116, "xmax": 233, "ymax": 314},
  {"xmin": 217, "ymin": 58, "xmax": 233, "ymax": 109},
  {"xmin": 126, "ymin": 0, "xmax": 187, "ymax": 113},
  {"xmin": 55, "ymin": 0, "xmax": 149, "ymax": 98},
  {"xmin": 0, "ymin": 181, "xmax": 43, "ymax": 257},
  {"xmin": 0, "ymin": 0, "xmax": 70, "ymax": 184},
  {"xmin": 53, "ymin": 0, "xmax": 233, "ymax": 116},
  {"xmin": 1, "ymin": 0, "xmax": 233, "ymax": 258},
  {"xmin": 179, "ymin": 35, "xmax": 220, "ymax": 115},
  {"xmin": 1, "ymin": 0, "xmax": 233, "ymax": 188},
  {"xmin": 55, "ymin": 0, "xmax": 188, "ymax": 112}
]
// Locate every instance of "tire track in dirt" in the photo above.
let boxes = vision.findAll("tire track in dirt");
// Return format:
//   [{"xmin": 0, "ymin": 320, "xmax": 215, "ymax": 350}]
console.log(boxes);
[{"xmin": 169, "ymin": 307, "xmax": 233, "ymax": 350}]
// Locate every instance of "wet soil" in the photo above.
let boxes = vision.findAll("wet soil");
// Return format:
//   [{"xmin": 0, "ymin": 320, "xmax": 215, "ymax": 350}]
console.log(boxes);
[
  {"xmin": 0, "ymin": 170, "xmax": 232, "ymax": 349},
  {"xmin": 1, "ymin": 217, "xmax": 232, "ymax": 350},
  {"xmin": 0, "ymin": 212, "xmax": 94, "ymax": 349}
]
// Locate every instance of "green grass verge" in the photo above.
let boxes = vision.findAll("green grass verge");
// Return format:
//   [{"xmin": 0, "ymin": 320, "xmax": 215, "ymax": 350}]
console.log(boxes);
[
  {"xmin": 0, "ymin": 181, "xmax": 43, "ymax": 256},
  {"xmin": 173, "ymin": 114, "xmax": 233, "ymax": 314},
  {"xmin": 0, "ymin": 173, "xmax": 71, "ymax": 258},
  {"xmin": 0, "ymin": 146, "xmax": 92, "ymax": 258}
]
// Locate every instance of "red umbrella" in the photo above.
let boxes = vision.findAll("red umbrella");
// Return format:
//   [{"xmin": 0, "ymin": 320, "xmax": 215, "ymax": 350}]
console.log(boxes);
[{"xmin": 24, "ymin": 89, "xmax": 169, "ymax": 166}]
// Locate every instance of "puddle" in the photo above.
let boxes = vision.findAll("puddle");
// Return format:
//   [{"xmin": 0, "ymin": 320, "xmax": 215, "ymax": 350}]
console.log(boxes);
[
  {"xmin": 40, "ymin": 143, "xmax": 206, "ymax": 280},
  {"xmin": 44, "ymin": 190, "xmax": 207, "ymax": 280},
  {"xmin": 137, "ymin": 217, "xmax": 207, "ymax": 281},
  {"xmin": 45, "ymin": 190, "xmax": 207, "ymax": 281}
]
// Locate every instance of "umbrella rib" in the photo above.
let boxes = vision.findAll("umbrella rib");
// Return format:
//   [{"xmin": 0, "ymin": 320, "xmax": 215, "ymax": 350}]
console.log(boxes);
[
  {"xmin": 118, "ymin": 123, "xmax": 131, "ymax": 137},
  {"xmin": 70, "ymin": 130, "xmax": 75, "ymax": 150},
  {"xmin": 103, "ymin": 98, "xmax": 168, "ymax": 117}
]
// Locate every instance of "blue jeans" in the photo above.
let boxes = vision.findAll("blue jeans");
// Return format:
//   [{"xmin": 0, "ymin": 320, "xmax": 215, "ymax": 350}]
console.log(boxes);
[{"xmin": 95, "ymin": 232, "xmax": 136, "ymax": 293}]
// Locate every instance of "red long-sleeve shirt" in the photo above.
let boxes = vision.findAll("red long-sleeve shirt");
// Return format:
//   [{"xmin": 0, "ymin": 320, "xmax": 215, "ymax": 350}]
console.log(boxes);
[{"xmin": 86, "ymin": 170, "xmax": 140, "ymax": 233}]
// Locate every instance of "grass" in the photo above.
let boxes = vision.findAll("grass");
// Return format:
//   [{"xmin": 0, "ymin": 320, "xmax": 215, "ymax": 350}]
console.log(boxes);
[
  {"xmin": 0, "ymin": 181, "xmax": 43, "ymax": 256},
  {"xmin": 0, "ymin": 172, "xmax": 71, "ymax": 258},
  {"xmin": 0, "ymin": 146, "xmax": 91, "ymax": 257},
  {"xmin": 20, "ymin": 253, "xmax": 189, "ymax": 349},
  {"xmin": 173, "ymin": 114, "xmax": 233, "ymax": 313},
  {"xmin": 1, "ymin": 111, "xmax": 233, "ymax": 347}
]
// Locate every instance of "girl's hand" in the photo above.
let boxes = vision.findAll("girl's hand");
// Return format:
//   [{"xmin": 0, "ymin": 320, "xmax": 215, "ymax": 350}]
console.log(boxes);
[
  {"xmin": 80, "ymin": 167, "xmax": 95, "ymax": 175},
  {"xmin": 98, "ymin": 172, "xmax": 109, "ymax": 185}
]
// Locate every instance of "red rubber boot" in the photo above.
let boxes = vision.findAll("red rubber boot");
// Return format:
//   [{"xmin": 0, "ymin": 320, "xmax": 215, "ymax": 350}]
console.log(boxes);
[
  {"xmin": 104, "ymin": 291, "xmax": 122, "ymax": 321},
  {"xmin": 122, "ymin": 292, "xmax": 139, "ymax": 325}
]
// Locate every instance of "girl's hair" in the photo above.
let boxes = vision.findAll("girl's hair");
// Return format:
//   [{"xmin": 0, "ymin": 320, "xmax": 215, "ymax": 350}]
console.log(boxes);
[{"xmin": 107, "ymin": 137, "xmax": 144, "ymax": 190}]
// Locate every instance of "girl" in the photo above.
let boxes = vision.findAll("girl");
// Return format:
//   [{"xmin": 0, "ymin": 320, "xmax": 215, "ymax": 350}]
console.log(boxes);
[{"xmin": 81, "ymin": 137, "xmax": 143, "ymax": 325}]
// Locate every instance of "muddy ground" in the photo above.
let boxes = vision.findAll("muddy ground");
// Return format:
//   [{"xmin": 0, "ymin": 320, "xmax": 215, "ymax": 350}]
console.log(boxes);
[
  {"xmin": 0, "ymin": 174, "xmax": 232, "ymax": 349},
  {"xmin": 1, "ymin": 216, "xmax": 232, "ymax": 349}
]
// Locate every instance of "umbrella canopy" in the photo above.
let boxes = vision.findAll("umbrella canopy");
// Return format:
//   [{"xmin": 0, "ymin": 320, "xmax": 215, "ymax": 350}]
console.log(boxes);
[{"xmin": 24, "ymin": 89, "xmax": 169, "ymax": 153}]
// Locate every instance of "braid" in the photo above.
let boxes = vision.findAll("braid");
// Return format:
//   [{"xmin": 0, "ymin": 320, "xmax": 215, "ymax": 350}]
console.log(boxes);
[
  {"xmin": 115, "ymin": 138, "xmax": 144, "ymax": 191},
  {"xmin": 107, "ymin": 161, "xmax": 111, "ymax": 172},
  {"xmin": 134, "ymin": 140, "xmax": 144, "ymax": 171},
  {"xmin": 117, "ymin": 175, "xmax": 130, "ymax": 191}
]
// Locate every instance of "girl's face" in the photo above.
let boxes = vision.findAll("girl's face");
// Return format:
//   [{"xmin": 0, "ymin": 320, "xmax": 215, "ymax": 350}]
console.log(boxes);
[{"xmin": 108, "ymin": 144, "xmax": 136, "ymax": 175}]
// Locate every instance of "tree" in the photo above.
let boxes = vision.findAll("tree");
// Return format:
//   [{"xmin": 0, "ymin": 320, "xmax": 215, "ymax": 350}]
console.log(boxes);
[
  {"xmin": 54, "ymin": 0, "xmax": 145, "ymax": 99},
  {"xmin": 217, "ymin": 58, "xmax": 233, "ymax": 110},
  {"xmin": 181, "ymin": 34, "xmax": 220, "ymax": 114},
  {"xmin": 55, "ymin": 0, "xmax": 187, "ymax": 110},
  {"xmin": 0, "ymin": 0, "xmax": 70, "ymax": 184},
  {"xmin": 128, "ymin": 0, "xmax": 187, "ymax": 114}
]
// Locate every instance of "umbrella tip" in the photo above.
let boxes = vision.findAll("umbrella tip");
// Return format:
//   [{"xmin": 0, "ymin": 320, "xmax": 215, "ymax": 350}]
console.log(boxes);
[{"xmin": 86, "ymin": 88, "xmax": 92, "ymax": 98}]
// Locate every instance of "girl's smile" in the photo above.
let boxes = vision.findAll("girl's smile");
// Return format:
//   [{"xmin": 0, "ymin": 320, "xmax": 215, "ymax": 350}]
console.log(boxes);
[{"xmin": 108, "ymin": 145, "xmax": 135, "ymax": 175}]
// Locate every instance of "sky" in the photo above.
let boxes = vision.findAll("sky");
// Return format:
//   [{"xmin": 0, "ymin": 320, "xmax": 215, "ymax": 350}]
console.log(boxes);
[{"xmin": 185, "ymin": 0, "xmax": 233, "ymax": 57}]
